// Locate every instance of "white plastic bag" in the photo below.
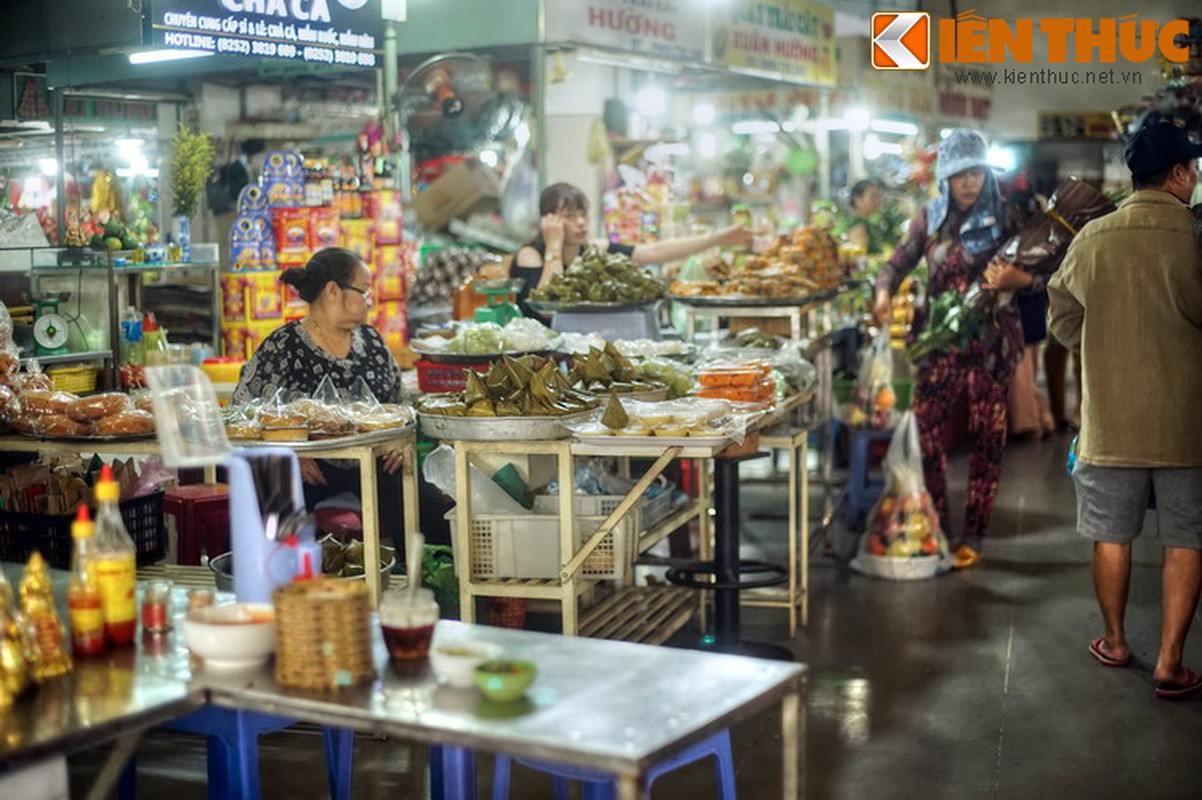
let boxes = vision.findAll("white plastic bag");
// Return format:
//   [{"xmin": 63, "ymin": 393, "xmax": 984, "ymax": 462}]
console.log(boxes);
[
  {"xmin": 421, "ymin": 444, "xmax": 529, "ymax": 516},
  {"xmin": 843, "ymin": 327, "xmax": 896, "ymax": 428},
  {"xmin": 851, "ymin": 411, "xmax": 950, "ymax": 580}
]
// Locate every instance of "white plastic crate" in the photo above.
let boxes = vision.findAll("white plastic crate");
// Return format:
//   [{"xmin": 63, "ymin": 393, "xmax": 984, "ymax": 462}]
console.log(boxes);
[
  {"xmin": 583, "ymin": 484, "xmax": 674, "ymax": 534},
  {"xmin": 454, "ymin": 495, "xmax": 639, "ymax": 580}
]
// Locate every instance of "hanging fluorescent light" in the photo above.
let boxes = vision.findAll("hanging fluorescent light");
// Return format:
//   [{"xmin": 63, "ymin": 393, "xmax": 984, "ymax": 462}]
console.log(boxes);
[
  {"xmin": 697, "ymin": 132, "xmax": 718, "ymax": 159},
  {"xmin": 870, "ymin": 119, "xmax": 919, "ymax": 136},
  {"xmin": 37, "ymin": 158, "xmax": 58, "ymax": 176},
  {"xmin": 129, "ymin": 49, "xmax": 214, "ymax": 65},
  {"xmin": 864, "ymin": 134, "xmax": 903, "ymax": 160},
  {"xmin": 731, "ymin": 120, "xmax": 780, "ymax": 135},
  {"xmin": 843, "ymin": 108, "xmax": 871, "ymax": 132},
  {"xmin": 636, "ymin": 85, "xmax": 669, "ymax": 118},
  {"xmin": 693, "ymin": 103, "xmax": 717, "ymax": 126}
]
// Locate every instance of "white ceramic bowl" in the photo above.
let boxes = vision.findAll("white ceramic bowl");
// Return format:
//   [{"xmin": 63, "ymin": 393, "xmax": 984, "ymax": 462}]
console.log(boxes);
[
  {"xmin": 429, "ymin": 641, "xmax": 502, "ymax": 689},
  {"xmin": 181, "ymin": 603, "xmax": 277, "ymax": 671}
]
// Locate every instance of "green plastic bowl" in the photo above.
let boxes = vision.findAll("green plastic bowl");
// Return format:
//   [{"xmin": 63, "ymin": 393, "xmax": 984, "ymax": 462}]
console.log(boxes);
[{"xmin": 473, "ymin": 659, "xmax": 537, "ymax": 701}]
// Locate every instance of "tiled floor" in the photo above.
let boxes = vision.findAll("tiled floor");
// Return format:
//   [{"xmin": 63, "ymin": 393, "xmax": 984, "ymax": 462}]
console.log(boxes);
[{"xmin": 70, "ymin": 433, "xmax": 1202, "ymax": 798}]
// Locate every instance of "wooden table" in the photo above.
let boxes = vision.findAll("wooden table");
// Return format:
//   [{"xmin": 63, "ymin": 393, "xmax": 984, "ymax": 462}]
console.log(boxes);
[{"xmin": 0, "ymin": 428, "xmax": 419, "ymax": 606}]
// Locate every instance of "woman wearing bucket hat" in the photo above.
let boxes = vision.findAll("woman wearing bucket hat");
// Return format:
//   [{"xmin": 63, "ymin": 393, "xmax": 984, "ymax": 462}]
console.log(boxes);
[{"xmin": 873, "ymin": 129, "xmax": 1028, "ymax": 569}]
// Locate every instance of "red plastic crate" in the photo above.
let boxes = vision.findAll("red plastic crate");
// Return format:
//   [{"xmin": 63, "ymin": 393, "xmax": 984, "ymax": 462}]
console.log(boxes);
[{"xmin": 415, "ymin": 359, "xmax": 491, "ymax": 393}]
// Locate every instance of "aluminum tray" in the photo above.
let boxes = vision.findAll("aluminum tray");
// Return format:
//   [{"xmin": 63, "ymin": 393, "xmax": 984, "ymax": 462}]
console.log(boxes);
[
  {"xmin": 527, "ymin": 298, "xmax": 663, "ymax": 314},
  {"xmin": 419, "ymin": 410, "xmax": 596, "ymax": 441},
  {"xmin": 229, "ymin": 423, "xmax": 415, "ymax": 451}
]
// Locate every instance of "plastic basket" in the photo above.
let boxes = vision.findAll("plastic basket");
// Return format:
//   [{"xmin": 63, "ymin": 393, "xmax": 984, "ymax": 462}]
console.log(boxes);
[
  {"xmin": 47, "ymin": 366, "xmax": 99, "ymax": 394},
  {"xmin": 453, "ymin": 495, "xmax": 639, "ymax": 580},
  {"xmin": 0, "ymin": 491, "xmax": 167, "ymax": 570},
  {"xmin": 851, "ymin": 553, "xmax": 945, "ymax": 581},
  {"xmin": 415, "ymin": 359, "xmax": 491, "ymax": 393}
]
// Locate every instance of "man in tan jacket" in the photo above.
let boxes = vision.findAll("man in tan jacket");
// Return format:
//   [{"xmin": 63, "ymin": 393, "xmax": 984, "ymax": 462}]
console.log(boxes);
[{"xmin": 1048, "ymin": 119, "xmax": 1202, "ymax": 699}]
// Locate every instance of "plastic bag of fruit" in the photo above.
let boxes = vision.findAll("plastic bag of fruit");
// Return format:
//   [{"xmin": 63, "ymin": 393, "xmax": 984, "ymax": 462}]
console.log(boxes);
[
  {"xmin": 842, "ymin": 327, "xmax": 896, "ymax": 428},
  {"xmin": 851, "ymin": 411, "xmax": 950, "ymax": 580}
]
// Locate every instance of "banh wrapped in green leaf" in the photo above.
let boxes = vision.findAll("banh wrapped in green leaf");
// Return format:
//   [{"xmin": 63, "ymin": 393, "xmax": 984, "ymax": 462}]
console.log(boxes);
[
  {"xmin": 419, "ymin": 355, "xmax": 600, "ymax": 418},
  {"xmin": 464, "ymin": 371, "xmax": 491, "ymax": 405},
  {"xmin": 528, "ymin": 245, "xmax": 665, "ymax": 304},
  {"xmin": 601, "ymin": 395, "xmax": 629, "ymax": 429}
]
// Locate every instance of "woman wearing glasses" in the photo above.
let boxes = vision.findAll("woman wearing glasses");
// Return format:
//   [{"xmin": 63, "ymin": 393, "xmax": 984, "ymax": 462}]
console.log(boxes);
[{"xmin": 233, "ymin": 247, "xmax": 407, "ymax": 550}]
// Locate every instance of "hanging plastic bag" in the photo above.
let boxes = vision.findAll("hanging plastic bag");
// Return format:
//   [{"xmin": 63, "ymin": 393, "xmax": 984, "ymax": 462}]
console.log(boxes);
[
  {"xmin": 843, "ymin": 327, "xmax": 896, "ymax": 428},
  {"xmin": 852, "ymin": 411, "xmax": 950, "ymax": 580}
]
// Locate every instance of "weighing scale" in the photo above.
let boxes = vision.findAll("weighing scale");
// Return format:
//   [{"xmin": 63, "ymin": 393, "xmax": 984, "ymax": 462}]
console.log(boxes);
[
  {"xmin": 33, "ymin": 299, "xmax": 70, "ymax": 357},
  {"xmin": 472, "ymin": 278, "xmax": 525, "ymax": 326}
]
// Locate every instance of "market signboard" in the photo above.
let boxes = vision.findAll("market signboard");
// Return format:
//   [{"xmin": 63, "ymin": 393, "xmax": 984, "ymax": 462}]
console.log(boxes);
[
  {"xmin": 545, "ymin": 0, "xmax": 706, "ymax": 62},
  {"xmin": 710, "ymin": 0, "xmax": 836, "ymax": 86},
  {"xmin": 149, "ymin": 0, "xmax": 383, "ymax": 68}
]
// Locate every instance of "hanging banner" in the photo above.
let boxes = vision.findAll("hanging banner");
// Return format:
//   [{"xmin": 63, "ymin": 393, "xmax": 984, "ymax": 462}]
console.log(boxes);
[
  {"xmin": 149, "ymin": 0, "xmax": 383, "ymax": 68},
  {"xmin": 710, "ymin": 0, "xmax": 836, "ymax": 86},
  {"xmin": 545, "ymin": 0, "xmax": 706, "ymax": 62}
]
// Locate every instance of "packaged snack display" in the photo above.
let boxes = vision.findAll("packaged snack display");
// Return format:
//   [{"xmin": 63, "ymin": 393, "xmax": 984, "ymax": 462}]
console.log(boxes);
[
  {"xmin": 696, "ymin": 361, "xmax": 776, "ymax": 405},
  {"xmin": 852, "ymin": 412, "xmax": 950, "ymax": 580}
]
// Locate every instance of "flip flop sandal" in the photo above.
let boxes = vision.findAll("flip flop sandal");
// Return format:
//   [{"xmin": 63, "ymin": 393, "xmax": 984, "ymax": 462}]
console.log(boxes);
[
  {"xmin": 1155, "ymin": 668, "xmax": 1202, "ymax": 699},
  {"xmin": 1088, "ymin": 637, "xmax": 1130, "ymax": 667}
]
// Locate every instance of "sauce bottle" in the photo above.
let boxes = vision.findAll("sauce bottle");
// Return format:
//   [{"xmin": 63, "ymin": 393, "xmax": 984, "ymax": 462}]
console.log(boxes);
[
  {"xmin": 67, "ymin": 505, "xmax": 106, "ymax": 657},
  {"xmin": 93, "ymin": 465, "xmax": 137, "ymax": 646}
]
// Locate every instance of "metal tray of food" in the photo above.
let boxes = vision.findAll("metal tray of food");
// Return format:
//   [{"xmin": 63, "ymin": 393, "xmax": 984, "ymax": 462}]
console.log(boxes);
[
  {"xmin": 419, "ymin": 410, "xmax": 595, "ymax": 442},
  {"xmin": 527, "ymin": 299, "xmax": 663, "ymax": 314},
  {"xmin": 24, "ymin": 432, "xmax": 157, "ymax": 443},
  {"xmin": 414, "ymin": 348, "xmax": 554, "ymax": 365},
  {"xmin": 230, "ymin": 423, "xmax": 416, "ymax": 450}
]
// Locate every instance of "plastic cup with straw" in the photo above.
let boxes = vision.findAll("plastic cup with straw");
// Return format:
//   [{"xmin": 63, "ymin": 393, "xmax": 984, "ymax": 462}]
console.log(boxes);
[{"xmin": 380, "ymin": 532, "xmax": 439, "ymax": 667}]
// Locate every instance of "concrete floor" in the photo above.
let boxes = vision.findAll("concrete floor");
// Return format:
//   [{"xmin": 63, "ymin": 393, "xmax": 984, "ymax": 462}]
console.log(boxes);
[{"xmin": 70, "ymin": 433, "xmax": 1202, "ymax": 798}]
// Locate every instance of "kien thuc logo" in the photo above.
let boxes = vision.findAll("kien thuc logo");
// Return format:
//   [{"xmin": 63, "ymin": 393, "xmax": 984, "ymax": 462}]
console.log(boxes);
[{"xmin": 872, "ymin": 12, "xmax": 931, "ymax": 70}]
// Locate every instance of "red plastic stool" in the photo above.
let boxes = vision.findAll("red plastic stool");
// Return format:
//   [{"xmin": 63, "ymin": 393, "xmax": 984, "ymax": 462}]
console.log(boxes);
[{"xmin": 164, "ymin": 484, "xmax": 230, "ymax": 565}]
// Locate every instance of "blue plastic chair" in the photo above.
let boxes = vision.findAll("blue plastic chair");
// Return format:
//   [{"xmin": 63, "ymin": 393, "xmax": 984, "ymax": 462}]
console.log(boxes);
[
  {"xmin": 491, "ymin": 729, "xmax": 736, "ymax": 800},
  {"xmin": 120, "ymin": 708, "xmax": 353, "ymax": 800},
  {"xmin": 837, "ymin": 420, "xmax": 895, "ymax": 531}
]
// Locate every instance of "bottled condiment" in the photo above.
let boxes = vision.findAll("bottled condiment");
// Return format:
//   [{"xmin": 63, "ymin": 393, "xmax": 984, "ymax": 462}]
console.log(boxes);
[
  {"xmin": 93, "ymin": 465, "xmax": 137, "ymax": 646},
  {"xmin": 141, "ymin": 312, "xmax": 168, "ymax": 363},
  {"xmin": 67, "ymin": 506, "xmax": 105, "ymax": 657}
]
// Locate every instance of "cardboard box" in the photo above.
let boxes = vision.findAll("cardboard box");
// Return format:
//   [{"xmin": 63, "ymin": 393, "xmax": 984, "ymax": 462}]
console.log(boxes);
[{"xmin": 414, "ymin": 159, "xmax": 500, "ymax": 232}]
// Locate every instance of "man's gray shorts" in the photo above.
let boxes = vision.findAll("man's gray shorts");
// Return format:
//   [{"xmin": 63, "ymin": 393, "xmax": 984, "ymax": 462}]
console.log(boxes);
[{"xmin": 1072, "ymin": 462, "xmax": 1202, "ymax": 549}]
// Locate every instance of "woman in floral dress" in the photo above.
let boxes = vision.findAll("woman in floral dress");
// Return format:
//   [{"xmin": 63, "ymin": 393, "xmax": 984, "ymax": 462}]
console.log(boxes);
[{"xmin": 872, "ymin": 130, "xmax": 1033, "ymax": 568}]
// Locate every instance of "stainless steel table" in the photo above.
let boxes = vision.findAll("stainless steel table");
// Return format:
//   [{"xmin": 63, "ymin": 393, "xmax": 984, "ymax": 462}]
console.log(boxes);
[
  {"xmin": 0, "ymin": 644, "xmax": 204, "ymax": 781},
  {"xmin": 1, "ymin": 605, "xmax": 805, "ymax": 799},
  {"xmin": 192, "ymin": 621, "xmax": 807, "ymax": 800}
]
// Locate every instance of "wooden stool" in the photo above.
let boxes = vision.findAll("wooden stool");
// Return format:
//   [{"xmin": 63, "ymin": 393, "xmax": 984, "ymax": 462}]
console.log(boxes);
[{"xmin": 164, "ymin": 484, "xmax": 230, "ymax": 565}]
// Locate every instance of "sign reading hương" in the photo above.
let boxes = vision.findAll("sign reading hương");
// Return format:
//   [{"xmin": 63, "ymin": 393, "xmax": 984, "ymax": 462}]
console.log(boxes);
[
  {"xmin": 150, "ymin": 0, "xmax": 382, "ymax": 68},
  {"xmin": 545, "ymin": 0, "xmax": 706, "ymax": 62},
  {"xmin": 710, "ymin": 0, "xmax": 836, "ymax": 86}
]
